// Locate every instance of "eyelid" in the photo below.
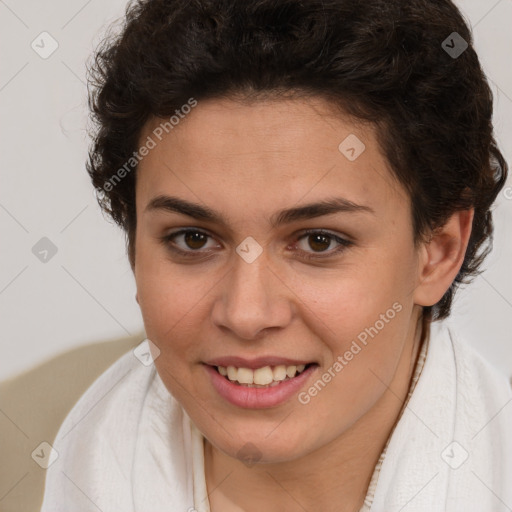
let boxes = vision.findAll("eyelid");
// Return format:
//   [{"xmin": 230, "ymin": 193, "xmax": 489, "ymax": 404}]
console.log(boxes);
[
  {"xmin": 293, "ymin": 228, "xmax": 353, "ymax": 259},
  {"xmin": 160, "ymin": 227, "xmax": 352, "ymax": 259},
  {"xmin": 160, "ymin": 228, "xmax": 221, "ymax": 257}
]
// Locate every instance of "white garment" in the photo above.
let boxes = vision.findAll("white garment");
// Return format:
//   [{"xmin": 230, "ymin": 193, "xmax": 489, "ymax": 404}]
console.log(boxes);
[{"xmin": 40, "ymin": 322, "xmax": 512, "ymax": 512}]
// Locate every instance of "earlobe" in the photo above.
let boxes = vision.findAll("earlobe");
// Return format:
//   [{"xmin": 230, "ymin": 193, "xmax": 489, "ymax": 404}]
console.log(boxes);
[{"xmin": 413, "ymin": 209, "xmax": 474, "ymax": 307}]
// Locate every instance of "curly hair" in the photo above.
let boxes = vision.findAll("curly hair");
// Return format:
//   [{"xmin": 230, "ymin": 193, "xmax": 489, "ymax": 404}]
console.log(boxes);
[{"xmin": 86, "ymin": 0, "xmax": 508, "ymax": 321}]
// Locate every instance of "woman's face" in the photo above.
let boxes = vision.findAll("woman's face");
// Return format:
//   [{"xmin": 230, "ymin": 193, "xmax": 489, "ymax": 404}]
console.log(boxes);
[{"xmin": 134, "ymin": 96, "xmax": 423, "ymax": 463}]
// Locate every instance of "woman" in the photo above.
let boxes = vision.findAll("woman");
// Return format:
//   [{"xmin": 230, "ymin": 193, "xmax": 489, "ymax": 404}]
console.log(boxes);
[{"xmin": 41, "ymin": 0, "xmax": 512, "ymax": 510}]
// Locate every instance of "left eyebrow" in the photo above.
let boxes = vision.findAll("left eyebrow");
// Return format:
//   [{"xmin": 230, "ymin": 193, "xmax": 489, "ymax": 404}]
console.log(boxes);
[
  {"xmin": 269, "ymin": 197, "xmax": 375, "ymax": 227},
  {"xmin": 144, "ymin": 195, "xmax": 375, "ymax": 228}
]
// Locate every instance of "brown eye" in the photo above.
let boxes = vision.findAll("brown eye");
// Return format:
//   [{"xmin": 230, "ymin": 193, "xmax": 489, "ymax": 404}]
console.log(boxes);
[
  {"xmin": 161, "ymin": 228, "xmax": 352, "ymax": 261},
  {"xmin": 161, "ymin": 228, "xmax": 218, "ymax": 257},
  {"xmin": 306, "ymin": 233, "xmax": 332, "ymax": 252},
  {"xmin": 183, "ymin": 231, "xmax": 208, "ymax": 250},
  {"xmin": 295, "ymin": 229, "xmax": 353, "ymax": 260}
]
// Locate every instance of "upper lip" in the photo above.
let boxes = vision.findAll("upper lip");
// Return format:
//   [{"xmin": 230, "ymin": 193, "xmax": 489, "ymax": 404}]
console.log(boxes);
[{"xmin": 204, "ymin": 356, "xmax": 315, "ymax": 369}]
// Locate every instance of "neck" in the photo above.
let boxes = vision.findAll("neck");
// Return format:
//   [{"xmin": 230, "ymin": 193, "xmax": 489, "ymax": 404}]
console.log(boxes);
[{"xmin": 204, "ymin": 309, "xmax": 426, "ymax": 512}]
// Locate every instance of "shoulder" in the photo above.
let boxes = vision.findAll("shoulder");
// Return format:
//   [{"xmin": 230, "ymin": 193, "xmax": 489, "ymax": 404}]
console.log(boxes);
[
  {"xmin": 437, "ymin": 322, "xmax": 512, "ymax": 397},
  {"xmin": 371, "ymin": 321, "xmax": 512, "ymax": 511},
  {"xmin": 40, "ymin": 341, "xmax": 164, "ymax": 511},
  {"xmin": 431, "ymin": 321, "xmax": 512, "ymax": 459},
  {"xmin": 56, "ymin": 340, "xmax": 156, "ymax": 436}
]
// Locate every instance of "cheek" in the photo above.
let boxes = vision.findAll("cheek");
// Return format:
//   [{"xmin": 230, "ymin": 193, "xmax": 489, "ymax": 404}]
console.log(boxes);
[
  {"xmin": 293, "ymin": 280, "xmax": 410, "ymax": 440},
  {"xmin": 289, "ymin": 254, "xmax": 409, "ymax": 335},
  {"xmin": 135, "ymin": 251, "xmax": 184, "ymax": 339},
  {"xmin": 136, "ymin": 262, "xmax": 211, "ymax": 400},
  {"xmin": 289, "ymin": 249, "xmax": 414, "ymax": 382},
  {"xmin": 136, "ymin": 232, "xmax": 193, "ymax": 311}
]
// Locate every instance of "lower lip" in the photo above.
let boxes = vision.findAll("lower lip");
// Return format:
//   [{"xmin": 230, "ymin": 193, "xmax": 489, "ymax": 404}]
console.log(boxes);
[{"xmin": 204, "ymin": 364, "xmax": 317, "ymax": 409}]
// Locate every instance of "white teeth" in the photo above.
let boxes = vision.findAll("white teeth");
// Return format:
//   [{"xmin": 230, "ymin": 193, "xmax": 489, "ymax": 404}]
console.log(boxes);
[
  {"xmin": 227, "ymin": 366, "xmax": 237, "ymax": 381},
  {"xmin": 253, "ymin": 366, "xmax": 274, "ymax": 385},
  {"xmin": 273, "ymin": 365, "xmax": 287, "ymax": 381},
  {"xmin": 216, "ymin": 363, "xmax": 309, "ymax": 386},
  {"xmin": 286, "ymin": 365, "xmax": 297, "ymax": 378},
  {"xmin": 237, "ymin": 367, "xmax": 254, "ymax": 385}
]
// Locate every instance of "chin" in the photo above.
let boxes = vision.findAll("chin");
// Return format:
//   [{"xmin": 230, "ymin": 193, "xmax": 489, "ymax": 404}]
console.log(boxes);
[{"xmin": 206, "ymin": 422, "xmax": 313, "ymax": 465}]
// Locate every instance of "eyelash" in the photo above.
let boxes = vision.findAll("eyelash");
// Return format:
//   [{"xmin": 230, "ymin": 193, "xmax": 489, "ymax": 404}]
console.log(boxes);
[{"xmin": 159, "ymin": 228, "xmax": 353, "ymax": 261}]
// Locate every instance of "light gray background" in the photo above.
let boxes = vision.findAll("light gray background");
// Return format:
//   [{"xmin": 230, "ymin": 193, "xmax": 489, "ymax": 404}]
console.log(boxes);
[{"xmin": 1, "ymin": 0, "xmax": 511, "ymax": 382}]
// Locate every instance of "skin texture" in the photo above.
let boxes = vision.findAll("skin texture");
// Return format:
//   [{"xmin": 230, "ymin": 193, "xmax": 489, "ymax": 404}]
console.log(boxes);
[{"xmin": 133, "ymin": 97, "xmax": 473, "ymax": 512}]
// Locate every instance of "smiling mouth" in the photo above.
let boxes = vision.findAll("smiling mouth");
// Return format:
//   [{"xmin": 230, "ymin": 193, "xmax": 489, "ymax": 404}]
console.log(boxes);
[{"xmin": 213, "ymin": 363, "xmax": 316, "ymax": 388}]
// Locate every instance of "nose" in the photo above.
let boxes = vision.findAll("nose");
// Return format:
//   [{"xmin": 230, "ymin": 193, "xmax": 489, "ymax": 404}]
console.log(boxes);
[{"xmin": 211, "ymin": 251, "xmax": 293, "ymax": 340}]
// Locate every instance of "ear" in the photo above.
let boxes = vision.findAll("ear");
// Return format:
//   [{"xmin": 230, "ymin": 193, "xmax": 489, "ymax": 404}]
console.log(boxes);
[
  {"xmin": 413, "ymin": 209, "xmax": 474, "ymax": 307},
  {"xmin": 135, "ymin": 293, "xmax": 139, "ymax": 305}
]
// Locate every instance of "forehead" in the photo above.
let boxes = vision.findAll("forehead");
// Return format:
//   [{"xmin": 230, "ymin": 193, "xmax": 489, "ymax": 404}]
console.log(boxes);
[{"xmin": 135, "ymin": 97, "xmax": 408, "ymax": 226}]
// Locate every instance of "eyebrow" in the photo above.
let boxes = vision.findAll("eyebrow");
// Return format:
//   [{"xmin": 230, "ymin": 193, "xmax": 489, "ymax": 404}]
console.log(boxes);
[{"xmin": 145, "ymin": 194, "xmax": 375, "ymax": 228}]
